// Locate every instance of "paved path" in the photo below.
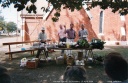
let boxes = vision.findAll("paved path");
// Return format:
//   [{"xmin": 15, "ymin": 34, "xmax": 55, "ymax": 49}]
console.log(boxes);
[
  {"xmin": 0, "ymin": 36, "xmax": 30, "ymax": 51},
  {"xmin": 0, "ymin": 36, "xmax": 22, "ymax": 46}
]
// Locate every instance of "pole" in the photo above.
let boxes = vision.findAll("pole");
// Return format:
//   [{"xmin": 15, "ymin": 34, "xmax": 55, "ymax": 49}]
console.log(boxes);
[
  {"xmin": 16, "ymin": 11, "xmax": 18, "ymax": 47},
  {"xmin": 22, "ymin": 11, "xmax": 23, "ymax": 46}
]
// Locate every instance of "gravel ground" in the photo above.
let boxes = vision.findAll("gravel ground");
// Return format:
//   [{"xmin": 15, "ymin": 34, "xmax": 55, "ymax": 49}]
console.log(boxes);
[{"xmin": 0, "ymin": 36, "xmax": 114, "ymax": 83}]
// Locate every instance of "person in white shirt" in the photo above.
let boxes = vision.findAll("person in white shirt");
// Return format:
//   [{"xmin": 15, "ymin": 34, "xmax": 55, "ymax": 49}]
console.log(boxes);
[
  {"xmin": 58, "ymin": 25, "xmax": 66, "ymax": 55},
  {"xmin": 58, "ymin": 25, "xmax": 66, "ymax": 42},
  {"xmin": 36, "ymin": 27, "xmax": 48, "ymax": 58},
  {"xmin": 38, "ymin": 27, "xmax": 47, "ymax": 43}
]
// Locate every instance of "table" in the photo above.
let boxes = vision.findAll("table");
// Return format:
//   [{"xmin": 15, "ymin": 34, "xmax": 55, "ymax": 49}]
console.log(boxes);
[{"xmin": 34, "ymin": 47, "xmax": 94, "ymax": 61}]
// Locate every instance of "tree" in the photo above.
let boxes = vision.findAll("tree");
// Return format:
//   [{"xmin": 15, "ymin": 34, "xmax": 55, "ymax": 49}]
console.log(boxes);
[
  {"xmin": 0, "ymin": 21, "xmax": 5, "ymax": 30},
  {"xmin": 0, "ymin": 0, "xmax": 128, "ymax": 22},
  {"xmin": 6, "ymin": 22, "xmax": 17, "ymax": 35},
  {"xmin": 0, "ymin": 16, "xmax": 6, "ymax": 31}
]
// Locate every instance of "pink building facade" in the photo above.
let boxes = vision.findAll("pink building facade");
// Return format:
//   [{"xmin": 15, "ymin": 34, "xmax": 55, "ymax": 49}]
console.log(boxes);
[{"xmin": 21, "ymin": 6, "xmax": 128, "ymax": 45}]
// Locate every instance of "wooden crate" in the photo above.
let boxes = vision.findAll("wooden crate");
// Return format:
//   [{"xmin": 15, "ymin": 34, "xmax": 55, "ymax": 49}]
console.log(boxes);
[
  {"xmin": 77, "ymin": 52, "xmax": 83, "ymax": 60},
  {"xmin": 26, "ymin": 60, "xmax": 38, "ymax": 68}
]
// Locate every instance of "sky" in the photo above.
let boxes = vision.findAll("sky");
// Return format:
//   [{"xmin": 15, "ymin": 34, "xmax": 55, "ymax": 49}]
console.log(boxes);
[
  {"xmin": 0, "ymin": 4, "xmax": 22, "ymax": 28},
  {"xmin": 0, "ymin": 1, "xmax": 47, "ymax": 29}
]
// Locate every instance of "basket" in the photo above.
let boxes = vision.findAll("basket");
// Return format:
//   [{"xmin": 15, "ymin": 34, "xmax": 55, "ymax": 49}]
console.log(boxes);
[{"xmin": 67, "ymin": 56, "xmax": 74, "ymax": 66}]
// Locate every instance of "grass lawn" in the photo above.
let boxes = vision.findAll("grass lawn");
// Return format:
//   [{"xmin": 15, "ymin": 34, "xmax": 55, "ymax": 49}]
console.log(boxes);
[{"xmin": 0, "ymin": 46, "xmax": 128, "ymax": 83}]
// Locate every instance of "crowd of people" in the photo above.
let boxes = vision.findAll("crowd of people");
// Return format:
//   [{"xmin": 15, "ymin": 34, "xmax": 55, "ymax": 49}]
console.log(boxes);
[{"xmin": 36, "ymin": 23, "xmax": 88, "ymax": 58}]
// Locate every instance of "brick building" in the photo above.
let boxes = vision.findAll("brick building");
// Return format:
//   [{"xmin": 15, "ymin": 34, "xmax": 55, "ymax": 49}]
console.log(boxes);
[{"xmin": 21, "ymin": 1, "xmax": 128, "ymax": 45}]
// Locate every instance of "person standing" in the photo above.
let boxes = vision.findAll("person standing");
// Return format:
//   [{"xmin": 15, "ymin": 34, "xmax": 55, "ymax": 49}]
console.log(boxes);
[
  {"xmin": 36, "ymin": 27, "xmax": 48, "ymax": 58},
  {"xmin": 78, "ymin": 24, "xmax": 88, "ymax": 40},
  {"xmin": 66, "ymin": 23, "xmax": 76, "ymax": 56},
  {"xmin": 78, "ymin": 24, "xmax": 89, "ymax": 58},
  {"xmin": 58, "ymin": 24, "xmax": 66, "ymax": 56}
]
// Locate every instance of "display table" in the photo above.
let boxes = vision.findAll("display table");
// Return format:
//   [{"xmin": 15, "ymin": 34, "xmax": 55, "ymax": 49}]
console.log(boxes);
[
  {"xmin": 33, "ymin": 47, "xmax": 93, "ymax": 61},
  {"xmin": 53, "ymin": 48, "xmax": 93, "ymax": 61}
]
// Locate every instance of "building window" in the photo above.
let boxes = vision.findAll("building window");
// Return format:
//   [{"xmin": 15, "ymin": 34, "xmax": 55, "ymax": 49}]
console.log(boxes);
[
  {"xmin": 120, "ymin": 15, "xmax": 125, "ymax": 21},
  {"xmin": 99, "ymin": 11, "xmax": 103, "ymax": 33}
]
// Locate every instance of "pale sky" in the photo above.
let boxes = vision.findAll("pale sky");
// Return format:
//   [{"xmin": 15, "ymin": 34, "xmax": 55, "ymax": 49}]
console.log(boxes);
[
  {"xmin": 0, "ymin": 1, "xmax": 48, "ymax": 28},
  {"xmin": 0, "ymin": 4, "xmax": 22, "ymax": 28}
]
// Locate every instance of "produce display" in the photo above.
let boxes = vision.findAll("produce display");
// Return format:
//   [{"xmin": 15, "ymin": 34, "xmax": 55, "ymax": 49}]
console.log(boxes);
[
  {"xmin": 75, "ymin": 39, "xmax": 89, "ymax": 48},
  {"xmin": 58, "ymin": 42, "xmax": 66, "ymax": 48},
  {"xmin": 57, "ymin": 38, "xmax": 105, "ymax": 50},
  {"xmin": 90, "ymin": 38, "xmax": 106, "ymax": 50}
]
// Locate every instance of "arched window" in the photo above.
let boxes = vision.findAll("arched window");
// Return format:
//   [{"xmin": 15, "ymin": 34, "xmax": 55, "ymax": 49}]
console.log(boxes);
[{"xmin": 99, "ymin": 11, "xmax": 103, "ymax": 33}]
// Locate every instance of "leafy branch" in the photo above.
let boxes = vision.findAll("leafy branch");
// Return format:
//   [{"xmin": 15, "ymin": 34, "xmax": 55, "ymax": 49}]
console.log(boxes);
[{"xmin": 0, "ymin": 0, "xmax": 127, "ymax": 22}]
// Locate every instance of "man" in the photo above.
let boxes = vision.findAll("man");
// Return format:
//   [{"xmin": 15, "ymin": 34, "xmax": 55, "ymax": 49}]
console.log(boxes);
[
  {"xmin": 58, "ymin": 24, "xmax": 66, "ymax": 55},
  {"xmin": 78, "ymin": 24, "xmax": 89, "ymax": 57},
  {"xmin": 38, "ymin": 27, "xmax": 47, "ymax": 43},
  {"xmin": 36, "ymin": 27, "xmax": 48, "ymax": 58},
  {"xmin": 66, "ymin": 23, "xmax": 76, "ymax": 41},
  {"xmin": 104, "ymin": 52, "xmax": 128, "ymax": 83},
  {"xmin": 78, "ymin": 24, "xmax": 88, "ymax": 40},
  {"xmin": 66, "ymin": 23, "xmax": 76, "ymax": 56}
]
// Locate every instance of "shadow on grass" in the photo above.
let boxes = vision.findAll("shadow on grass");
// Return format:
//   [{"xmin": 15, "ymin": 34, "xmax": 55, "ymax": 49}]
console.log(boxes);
[{"xmin": 1, "ymin": 46, "xmax": 128, "ymax": 83}]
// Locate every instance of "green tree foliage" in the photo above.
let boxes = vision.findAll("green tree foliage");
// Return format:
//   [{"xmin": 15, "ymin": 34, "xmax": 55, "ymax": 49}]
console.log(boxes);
[
  {"xmin": 0, "ymin": 21, "xmax": 5, "ymax": 30},
  {"xmin": 6, "ymin": 22, "xmax": 17, "ymax": 33},
  {"xmin": 0, "ymin": 16, "xmax": 5, "ymax": 30},
  {"xmin": 0, "ymin": 9, "xmax": 18, "ymax": 34},
  {"xmin": 0, "ymin": 0, "xmax": 127, "ymax": 22}
]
